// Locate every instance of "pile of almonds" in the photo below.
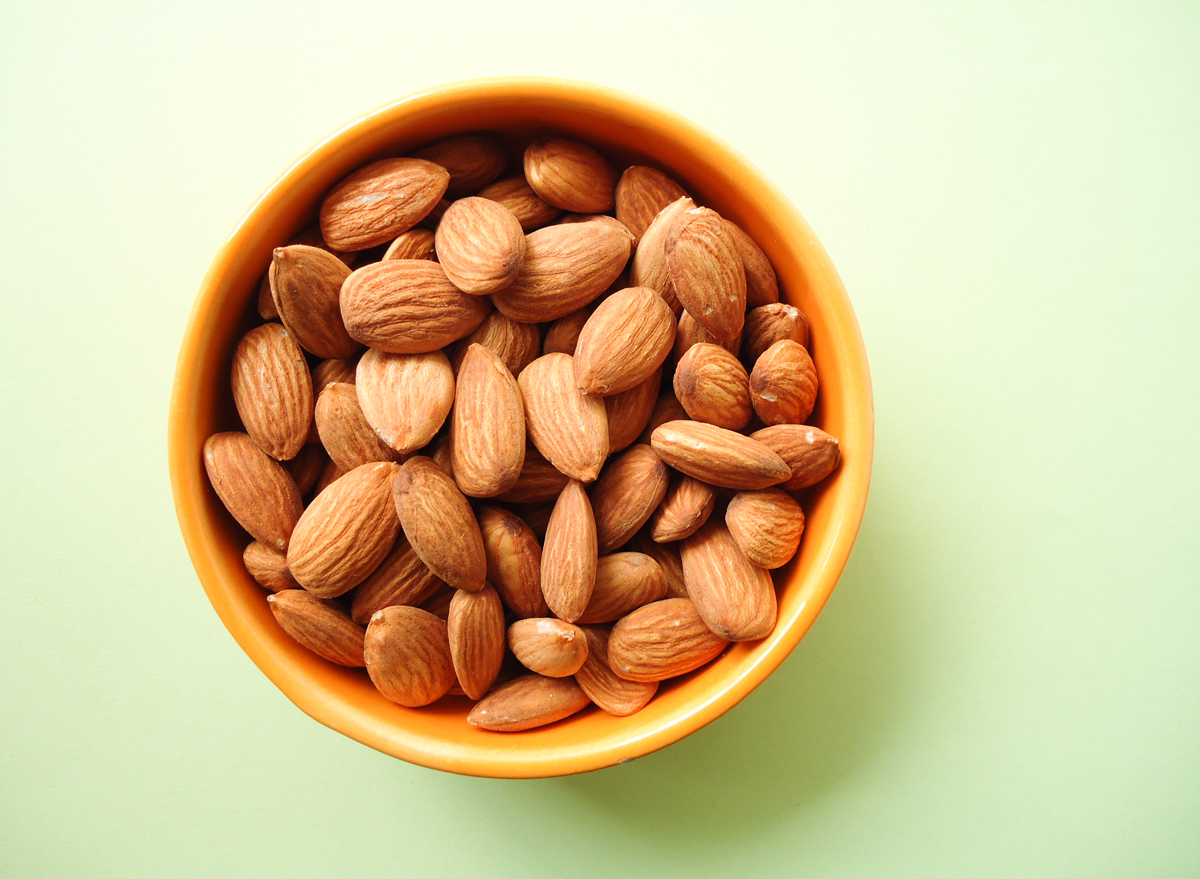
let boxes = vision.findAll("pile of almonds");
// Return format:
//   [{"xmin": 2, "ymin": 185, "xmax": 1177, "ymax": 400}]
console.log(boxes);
[{"xmin": 203, "ymin": 133, "xmax": 842, "ymax": 732}]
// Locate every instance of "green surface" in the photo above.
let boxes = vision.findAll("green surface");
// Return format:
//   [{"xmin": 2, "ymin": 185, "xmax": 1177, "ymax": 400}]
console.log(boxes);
[{"xmin": 2, "ymin": 1, "xmax": 1198, "ymax": 876}]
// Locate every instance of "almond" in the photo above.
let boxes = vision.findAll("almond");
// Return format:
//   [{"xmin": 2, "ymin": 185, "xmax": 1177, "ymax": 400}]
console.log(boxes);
[
  {"xmin": 339, "ymin": 260, "xmax": 489, "ymax": 353},
  {"xmin": 286, "ymin": 461, "xmax": 401, "ymax": 598},
  {"xmin": 540, "ymin": 479, "xmax": 597, "ymax": 623},
  {"xmin": 311, "ymin": 457, "xmax": 345, "ymax": 499},
  {"xmin": 573, "ymin": 287, "xmax": 677, "ymax": 396},
  {"xmin": 478, "ymin": 506, "xmax": 548, "ymax": 619},
  {"xmin": 364, "ymin": 606, "xmax": 456, "ymax": 707},
  {"xmin": 203, "ymin": 432, "xmax": 303, "ymax": 550},
  {"xmin": 615, "ymin": 166, "xmax": 688, "ymax": 244},
  {"xmin": 607, "ymin": 598, "xmax": 728, "ymax": 682},
  {"xmin": 511, "ymin": 501, "xmax": 555, "ymax": 541},
  {"xmin": 467, "ymin": 674, "xmax": 591, "ymax": 731},
  {"xmin": 673, "ymin": 342, "xmax": 752, "ymax": 430},
  {"xmin": 650, "ymin": 420, "xmax": 790, "ymax": 489},
  {"xmin": 411, "ymin": 134, "xmax": 506, "ymax": 197},
  {"xmin": 289, "ymin": 442, "xmax": 328, "ymax": 497},
  {"xmin": 419, "ymin": 197, "xmax": 452, "ymax": 231},
  {"xmin": 605, "ymin": 367, "xmax": 661, "ymax": 455},
  {"xmin": 477, "ymin": 176, "xmax": 561, "ymax": 230},
  {"xmin": 557, "ymin": 213, "xmax": 636, "ymax": 247},
  {"xmin": 392, "ymin": 456, "xmax": 487, "ymax": 592},
  {"xmin": 382, "ymin": 228, "xmax": 436, "ymax": 261},
  {"xmin": 319, "ymin": 158, "xmax": 450, "ymax": 251},
  {"xmin": 749, "ymin": 339, "xmax": 818, "ymax": 425},
  {"xmin": 257, "ymin": 273, "xmax": 277, "ymax": 320},
  {"xmin": 420, "ymin": 584, "xmax": 455, "ymax": 621},
  {"xmin": 726, "ymin": 489, "xmax": 805, "ymax": 569},
  {"xmin": 427, "ymin": 433, "xmax": 454, "ymax": 478},
  {"xmin": 288, "ymin": 223, "xmax": 357, "ymax": 266},
  {"xmin": 628, "ymin": 531, "xmax": 688, "ymax": 599},
  {"xmin": 448, "ymin": 312, "xmax": 541, "ymax": 376},
  {"xmin": 447, "ymin": 585, "xmax": 506, "ymax": 699},
  {"xmin": 350, "ymin": 536, "xmax": 443, "ymax": 625},
  {"xmin": 355, "ymin": 348, "xmax": 455, "ymax": 455},
  {"xmin": 666, "ymin": 207, "xmax": 746, "ymax": 343},
  {"xmin": 673, "ymin": 309, "xmax": 741, "ymax": 363},
  {"xmin": 591, "ymin": 444, "xmax": 669, "ymax": 554},
  {"xmin": 577, "ymin": 552, "xmax": 668, "ymax": 624},
  {"xmin": 230, "ymin": 323, "xmax": 313, "ymax": 461},
  {"xmin": 723, "ymin": 219, "xmax": 779, "ymax": 308},
  {"xmin": 637, "ymin": 389, "xmax": 689, "ymax": 446},
  {"xmin": 542, "ymin": 307, "xmax": 592, "ymax": 356},
  {"xmin": 742, "ymin": 303, "xmax": 809, "ymax": 365},
  {"xmin": 681, "ymin": 520, "xmax": 777, "ymax": 641},
  {"xmin": 508, "ymin": 618, "xmax": 589, "ymax": 677},
  {"xmin": 748, "ymin": 424, "xmax": 841, "ymax": 490},
  {"xmin": 524, "ymin": 138, "xmax": 617, "ymax": 213},
  {"xmin": 573, "ymin": 626, "xmax": 658, "ymax": 716},
  {"xmin": 242, "ymin": 541, "xmax": 299, "ymax": 592},
  {"xmin": 649, "ymin": 475, "xmax": 716, "ymax": 543},
  {"xmin": 311, "ymin": 355, "xmax": 359, "ymax": 391},
  {"xmin": 314, "ymin": 382, "xmax": 401, "ymax": 470},
  {"xmin": 449, "ymin": 344, "xmax": 525, "ymax": 497},
  {"xmin": 434, "ymin": 197, "xmax": 526, "ymax": 294},
  {"xmin": 268, "ymin": 589, "xmax": 366, "ymax": 667},
  {"xmin": 492, "ymin": 446, "xmax": 571, "ymax": 504},
  {"xmin": 517, "ymin": 353, "xmax": 608, "ymax": 483},
  {"xmin": 629, "ymin": 196, "xmax": 694, "ymax": 314},
  {"xmin": 269, "ymin": 245, "xmax": 358, "ymax": 359}
]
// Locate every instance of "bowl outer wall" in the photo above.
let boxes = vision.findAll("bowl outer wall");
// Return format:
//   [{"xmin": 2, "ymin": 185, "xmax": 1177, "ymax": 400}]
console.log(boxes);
[{"xmin": 167, "ymin": 78, "xmax": 874, "ymax": 778}]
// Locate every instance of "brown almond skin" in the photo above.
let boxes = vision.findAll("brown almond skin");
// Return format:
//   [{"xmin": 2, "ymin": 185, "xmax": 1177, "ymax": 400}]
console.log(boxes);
[
  {"xmin": 748, "ymin": 424, "xmax": 842, "ymax": 490},
  {"xmin": 673, "ymin": 342, "xmax": 752, "ymax": 431},
  {"xmin": 392, "ymin": 457, "xmax": 487, "ymax": 592},
  {"xmin": 203, "ymin": 432, "xmax": 303, "ymax": 551},
  {"xmin": 726, "ymin": 489, "xmax": 806, "ymax": 569},
  {"xmin": 257, "ymin": 273, "xmax": 277, "ymax": 320},
  {"xmin": 448, "ymin": 312, "xmax": 541, "ymax": 377},
  {"xmin": 674, "ymin": 309, "xmax": 741, "ymax": 364},
  {"xmin": 340, "ymin": 260, "xmax": 490, "ymax": 353},
  {"xmin": 541, "ymin": 479, "xmax": 597, "ymax": 623},
  {"xmin": 666, "ymin": 207, "xmax": 747, "ymax": 343},
  {"xmin": 508, "ymin": 618, "xmax": 589, "ymax": 677},
  {"xmin": 314, "ymin": 382, "xmax": 401, "ymax": 471},
  {"xmin": 492, "ymin": 447, "xmax": 571, "ymax": 504},
  {"xmin": 542, "ymin": 307, "xmax": 591, "ymax": 356},
  {"xmin": 383, "ymin": 228, "xmax": 436, "ymax": 261},
  {"xmin": 574, "ymin": 626, "xmax": 658, "ymax": 715},
  {"xmin": 605, "ymin": 368, "xmax": 662, "ymax": 455},
  {"xmin": 608, "ymin": 598, "xmax": 728, "ymax": 682},
  {"xmin": 268, "ymin": 590, "xmax": 366, "ymax": 667},
  {"xmin": 319, "ymin": 158, "xmax": 450, "ymax": 251},
  {"xmin": 448, "ymin": 585, "xmax": 506, "ymax": 700},
  {"xmin": 630, "ymin": 196, "xmax": 694, "ymax": 314},
  {"xmin": 742, "ymin": 303, "xmax": 809, "ymax": 365},
  {"xmin": 420, "ymin": 584, "xmax": 456, "ymax": 621},
  {"xmin": 477, "ymin": 176, "xmax": 561, "ymax": 230},
  {"xmin": 637, "ymin": 389, "xmax": 689, "ymax": 447},
  {"xmin": 750, "ymin": 339, "xmax": 819, "ymax": 425},
  {"xmin": 723, "ymin": 219, "xmax": 780, "ymax": 308},
  {"xmin": 435, "ymin": 197, "xmax": 526, "ymax": 295},
  {"xmin": 312, "ymin": 356, "xmax": 359, "ymax": 392},
  {"xmin": 629, "ymin": 531, "xmax": 688, "ymax": 599},
  {"xmin": 577, "ymin": 552, "xmax": 668, "ymax": 624},
  {"xmin": 231, "ymin": 323, "xmax": 313, "ymax": 461},
  {"xmin": 468, "ymin": 674, "xmax": 591, "ymax": 731},
  {"xmin": 428, "ymin": 433, "xmax": 454, "ymax": 478},
  {"xmin": 649, "ymin": 475, "xmax": 716, "ymax": 543},
  {"xmin": 355, "ymin": 349, "xmax": 455, "ymax": 455},
  {"xmin": 418, "ymin": 198, "xmax": 452, "ymax": 230},
  {"xmin": 524, "ymin": 138, "xmax": 617, "ymax": 213},
  {"xmin": 591, "ymin": 445, "xmax": 669, "ymax": 554},
  {"xmin": 478, "ymin": 506, "xmax": 548, "ymax": 619},
  {"xmin": 615, "ymin": 166, "xmax": 688, "ymax": 244},
  {"xmin": 286, "ymin": 462, "xmax": 401, "ymax": 598},
  {"xmin": 310, "ymin": 458, "xmax": 345, "ymax": 499},
  {"xmin": 574, "ymin": 287, "xmax": 677, "ymax": 396},
  {"xmin": 518, "ymin": 353, "xmax": 608, "ymax": 483},
  {"xmin": 681, "ymin": 520, "xmax": 777, "ymax": 641},
  {"xmin": 269, "ymin": 245, "xmax": 358, "ymax": 359},
  {"xmin": 364, "ymin": 606, "xmax": 456, "ymax": 707},
  {"xmin": 243, "ymin": 541, "xmax": 299, "ymax": 592},
  {"xmin": 650, "ymin": 421, "xmax": 791, "ymax": 490},
  {"xmin": 411, "ymin": 135, "xmax": 507, "ymax": 197},
  {"xmin": 350, "ymin": 536, "xmax": 443, "ymax": 625},
  {"xmin": 288, "ymin": 444, "xmax": 328, "ymax": 496},
  {"xmin": 450, "ymin": 344, "xmax": 525, "ymax": 498}
]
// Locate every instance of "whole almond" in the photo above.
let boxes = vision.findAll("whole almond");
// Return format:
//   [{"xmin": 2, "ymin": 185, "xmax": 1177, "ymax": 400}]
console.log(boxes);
[
  {"xmin": 605, "ymin": 368, "xmax": 661, "ymax": 455},
  {"xmin": 314, "ymin": 382, "xmax": 401, "ymax": 470},
  {"xmin": 637, "ymin": 389, "xmax": 689, "ymax": 446},
  {"xmin": 649, "ymin": 475, "xmax": 716, "ymax": 543},
  {"xmin": 435, "ymin": 197, "xmax": 526, "ymax": 295},
  {"xmin": 269, "ymin": 245, "xmax": 358, "ymax": 359},
  {"xmin": 288, "ymin": 444, "xmax": 328, "ymax": 496},
  {"xmin": 243, "ymin": 541, "xmax": 299, "ymax": 592},
  {"xmin": 742, "ymin": 303, "xmax": 809, "ymax": 365},
  {"xmin": 574, "ymin": 626, "xmax": 658, "ymax": 715},
  {"xmin": 268, "ymin": 589, "xmax": 366, "ymax": 667},
  {"xmin": 750, "ymin": 340, "xmax": 818, "ymax": 425},
  {"xmin": 339, "ymin": 260, "xmax": 489, "ymax": 353},
  {"xmin": 517, "ymin": 353, "xmax": 608, "ymax": 483},
  {"xmin": 364, "ymin": 606, "xmax": 456, "ymax": 707},
  {"xmin": 448, "ymin": 312, "xmax": 541, "ymax": 376},
  {"xmin": 615, "ymin": 166, "xmax": 688, "ymax": 244},
  {"xmin": 591, "ymin": 444, "xmax": 669, "ymax": 554},
  {"xmin": 608, "ymin": 598, "xmax": 728, "ymax": 682},
  {"xmin": 541, "ymin": 479, "xmax": 597, "ymax": 623},
  {"xmin": 447, "ymin": 585, "xmax": 506, "ymax": 699},
  {"xmin": 542, "ymin": 307, "xmax": 591, "ymax": 356},
  {"xmin": 319, "ymin": 158, "xmax": 450, "ymax": 251},
  {"xmin": 577, "ymin": 552, "xmax": 668, "ymax": 624},
  {"xmin": 630, "ymin": 196, "xmax": 694, "ymax": 314},
  {"xmin": 231, "ymin": 323, "xmax": 313, "ymax": 461},
  {"xmin": 493, "ymin": 447, "xmax": 571, "ymax": 504},
  {"xmin": 508, "ymin": 618, "xmax": 589, "ymax": 677},
  {"xmin": 673, "ymin": 309, "xmax": 741, "ymax": 363},
  {"xmin": 726, "ymin": 489, "xmax": 805, "ymax": 569},
  {"xmin": 355, "ymin": 348, "xmax": 455, "ymax": 455},
  {"xmin": 286, "ymin": 461, "xmax": 401, "ymax": 598},
  {"xmin": 392, "ymin": 456, "xmax": 487, "ymax": 592},
  {"xmin": 723, "ymin": 219, "xmax": 779, "ymax": 308},
  {"xmin": 524, "ymin": 138, "xmax": 617, "ymax": 213},
  {"xmin": 411, "ymin": 135, "xmax": 506, "ymax": 197},
  {"xmin": 467, "ymin": 674, "xmax": 591, "ymax": 731},
  {"xmin": 557, "ymin": 213, "xmax": 636, "ymax": 247},
  {"xmin": 681, "ymin": 520, "xmax": 777, "ymax": 641},
  {"xmin": 666, "ymin": 207, "xmax": 746, "ymax": 343},
  {"xmin": 449, "ymin": 344, "xmax": 525, "ymax": 498},
  {"xmin": 382, "ymin": 228, "xmax": 437, "ymax": 261},
  {"xmin": 629, "ymin": 531, "xmax": 688, "ymax": 599},
  {"xmin": 478, "ymin": 506, "xmax": 548, "ymax": 619},
  {"xmin": 650, "ymin": 421, "xmax": 790, "ymax": 489},
  {"xmin": 350, "ymin": 536, "xmax": 443, "ymax": 625},
  {"xmin": 574, "ymin": 287, "xmax": 677, "ymax": 396},
  {"xmin": 748, "ymin": 424, "xmax": 841, "ymax": 490},
  {"xmin": 673, "ymin": 342, "xmax": 752, "ymax": 430},
  {"xmin": 477, "ymin": 176, "xmax": 561, "ymax": 230},
  {"xmin": 203, "ymin": 432, "xmax": 303, "ymax": 550}
]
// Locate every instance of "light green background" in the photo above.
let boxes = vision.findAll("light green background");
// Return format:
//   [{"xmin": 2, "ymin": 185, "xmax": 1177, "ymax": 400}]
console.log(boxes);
[{"xmin": 2, "ymin": 1, "xmax": 1197, "ymax": 876}]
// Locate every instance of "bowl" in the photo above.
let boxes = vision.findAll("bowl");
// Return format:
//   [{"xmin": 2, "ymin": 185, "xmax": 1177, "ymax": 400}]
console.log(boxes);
[{"xmin": 168, "ymin": 77, "xmax": 874, "ymax": 778}]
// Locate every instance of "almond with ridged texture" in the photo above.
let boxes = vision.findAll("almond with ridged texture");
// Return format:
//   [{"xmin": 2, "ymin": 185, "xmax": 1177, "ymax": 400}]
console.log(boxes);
[
  {"xmin": 311, "ymin": 458, "xmax": 345, "ymax": 499},
  {"xmin": 591, "ymin": 444, "xmax": 669, "ymax": 554},
  {"xmin": 420, "ymin": 584, "xmax": 455, "ymax": 621},
  {"xmin": 666, "ymin": 207, "xmax": 746, "ymax": 343},
  {"xmin": 608, "ymin": 598, "xmax": 728, "ymax": 682},
  {"xmin": 448, "ymin": 312, "xmax": 541, "ymax": 376},
  {"xmin": 605, "ymin": 368, "xmax": 661, "ymax": 455},
  {"xmin": 392, "ymin": 456, "xmax": 487, "ymax": 592},
  {"xmin": 629, "ymin": 532, "xmax": 688, "ymax": 599},
  {"xmin": 450, "ymin": 344, "xmax": 525, "ymax": 497},
  {"xmin": 557, "ymin": 213, "xmax": 636, "ymax": 248},
  {"xmin": 365, "ymin": 606, "xmax": 456, "ymax": 707},
  {"xmin": 574, "ymin": 626, "xmax": 658, "ymax": 715},
  {"xmin": 340, "ymin": 260, "xmax": 489, "ymax": 353},
  {"xmin": 493, "ymin": 447, "xmax": 570, "ymax": 504},
  {"xmin": 314, "ymin": 382, "xmax": 401, "ymax": 471},
  {"xmin": 541, "ymin": 480, "xmax": 597, "ymax": 623},
  {"xmin": 382, "ymin": 228, "xmax": 436, "ymax": 261},
  {"xmin": 651, "ymin": 421, "xmax": 790, "ymax": 490},
  {"xmin": 230, "ymin": 323, "xmax": 312, "ymax": 461},
  {"xmin": 673, "ymin": 343, "xmax": 752, "ymax": 430},
  {"xmin": 726, "ymin": 489, "xmax": 805, "ymax": 569},
  {"xmin": 681, "ymin": 520, "xmax": 776, "ymax": 641},
  {"xmin": 355, "ymin": 349, "xmax": 455, "ymax": 456},
  {"xmin": 312, "ymin": 356, "xmax": 359, "ymax": 391},
  {"xmin": 750, "ymin": 340, "xmax": 818, "ymax": 425},
  {"xmin": 723, "ymin": 219, "xmax": 779, "ymax": 308},
  {"xmin": 286, "ymin": 461, "xmax": 401, "ymax": 598},
  {"xmin": 243, "ymin": 541, "xmax": 299, "ymax": 592},
  {"xmin": 508, "ymin": 618, "xmax": 589, "ymax": 677},
  {"xmin": 542, "ymin": 307, "xmax": 591, "ymax": 356},
  {"xmin": 637, "ymin": 389, "xmax": 689, "ymax": 446},
  {"xmin": 447, "ymin": 585, "xmax": 506, "ymax": 699},
  {"xmin": 630, "ymin": 197, "xmax": 694, "ymax": 315},
  {"xmin": 288, "ymin": 444, "xmax": 328, "ymax": 496},
  {"xmin": 468, "ymin": 674, "xmax": 591, "ymax": 731},
  {"xmin": 577, "ymin": 552, "xmax": 668, "ymax": 624},
  {"xmin": 517, "ymin": 354, "xmax": 608, "ymax": 483},
  {"xmin": 673, "ymin": 309, "xmax": 741, "ymax": 364},
  {"xmin": 257, "ymin": 273, "xmax": 277, "ymax": 320},
  {"xmin": 269, "ymin": 245, "xmax": 358, "ymax": 359},
  {"xmin": 491, "ymin": 221, "xmax": 631, "ymax": 323},
  {"xmin": 411, "ymin": 135, "xmax": 506, "ymax": 197},
  {"xmin": 574, "ymin": 287, "xmax": 676, "ymax": 396},
  {"xmin": 615, "ymin": 166, "xmax": 688, "ymax": 244},
  {"xmin": 319, "ymin": 158, "xmax": 449, "ymax": 251},
  {"xmin": 203, "ymin": 432, "xmax": 303, "ymax": 550},
  {"xmin": 742, "ymin": 303, "xmax": 809, "ymax": 365},
  {"xmin": 350, "ymin": 536, "xmax": 443, "ymax": 625},
  {"xmin": 649, "ymin": 475, "xmax": 716, "ymax": 543},
  {"xmin": 434, "ymin": 197, "xmax": 526, "ymax": 295},
  {"xmin": 524, "ymin": 138, "xmax": 617, "ymax": 213},
  {"xmin": 268, "ymin": 590, "xmax": 366, "ymax": 667},
  {"xmin": 427, "ymin": 433, "xmax": 454, "ymax": 478},
  {"xmin": 749, "ymin": 424, "xmax": 841, "ymax": 490},
  {"xmin": 478, "ymin": 506, "xmax": 548, "ymax": 619},
  {"xmin": 477, "ymin": 176, "xmax": 561, "ymax": 230}
]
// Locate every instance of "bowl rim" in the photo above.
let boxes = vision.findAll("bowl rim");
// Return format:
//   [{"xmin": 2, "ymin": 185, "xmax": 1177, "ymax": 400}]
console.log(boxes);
[{"xmin": 168, "ymin": 76, "xmax": 874, "ymax": 777}]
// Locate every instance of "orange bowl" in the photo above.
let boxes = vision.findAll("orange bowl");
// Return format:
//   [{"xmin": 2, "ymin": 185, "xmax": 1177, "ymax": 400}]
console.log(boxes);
[{"xmin": 168, "ymin": 77, "xmax": 873, "ymax": 778}]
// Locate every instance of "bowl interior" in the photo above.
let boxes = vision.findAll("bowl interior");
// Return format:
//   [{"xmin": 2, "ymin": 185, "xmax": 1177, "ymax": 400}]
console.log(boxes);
[{"xmin": 168, "ymin": 78, "xmax": 873, "ymax": 778}]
